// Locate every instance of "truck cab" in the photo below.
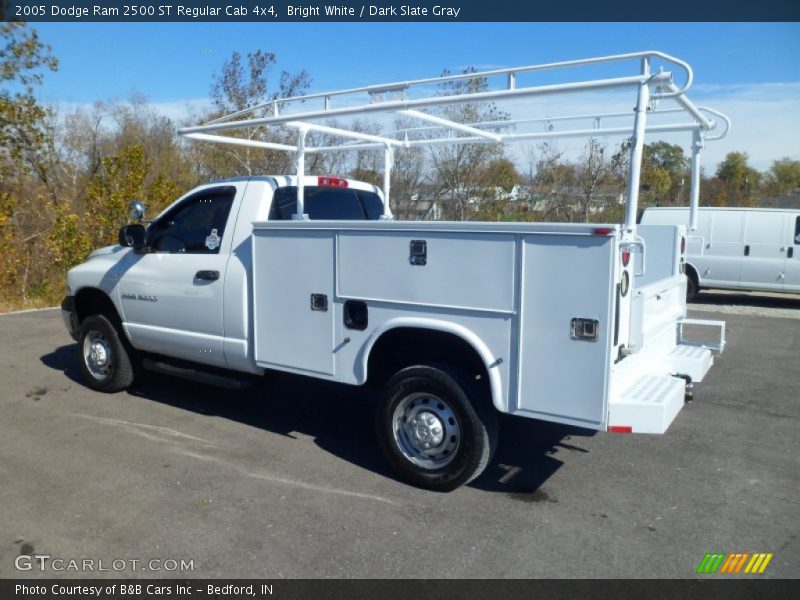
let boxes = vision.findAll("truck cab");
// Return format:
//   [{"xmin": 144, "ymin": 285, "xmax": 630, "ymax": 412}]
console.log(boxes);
[{"xmin": 62, "ymin": 176, "xmax": 384, "ymax": 373}]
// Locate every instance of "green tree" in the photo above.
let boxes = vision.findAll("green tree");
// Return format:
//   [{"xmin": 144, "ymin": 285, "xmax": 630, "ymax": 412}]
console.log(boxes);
[
  {"xmin": 481, "ymin": 157, "xmax": 521, "ymax": 193},
  {"xmin": 0, "ymin": 23, "xmax": 58, "ymax": 305},
  {"xmin": 764, "ymin": 158, "xmax": 800, "ymax": 195},
  {"xmin": 84, "ymin": 144, "xmax": 149, "ymax": 248},
  {"xmin": 716, "ymin": 151, "xmax": 760, "ymax": 205},
  {"xmin": 0, "ymin": 23, "xmax": 58, "ymax": 168}
]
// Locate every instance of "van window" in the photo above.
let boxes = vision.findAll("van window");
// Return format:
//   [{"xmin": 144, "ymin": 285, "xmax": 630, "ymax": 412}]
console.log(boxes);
[
  {"xmin": 269, "ymin": 186, "xmax": 384, "ymax": 220},
  {"xmin": 795, "ymin": 216, "xmax": 800, "ymax": 244}
]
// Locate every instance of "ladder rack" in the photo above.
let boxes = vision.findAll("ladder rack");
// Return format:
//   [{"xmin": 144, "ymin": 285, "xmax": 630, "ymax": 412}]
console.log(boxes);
[{"xmin": 178, "ymin": 51, "xmax": 730, "ymax": 233}]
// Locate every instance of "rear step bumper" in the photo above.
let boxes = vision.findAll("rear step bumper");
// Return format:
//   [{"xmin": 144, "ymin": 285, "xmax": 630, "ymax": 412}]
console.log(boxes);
[
  {"xmin": 608, "ymin": 318, "xmax": 725, "ymax": 434},
  {"xmin": 608, "ymin": 374, "xmax": 685, "ymax": 434}
]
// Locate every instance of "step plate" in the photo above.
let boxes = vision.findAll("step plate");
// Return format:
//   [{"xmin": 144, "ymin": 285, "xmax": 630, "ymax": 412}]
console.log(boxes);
[
  {"xmin": 668, "ymin": 344, "xmax": 714, "ymax": 383},
  {"xmin": 608, "ymin": 374, "xmax": 686, "ymax": 434}
]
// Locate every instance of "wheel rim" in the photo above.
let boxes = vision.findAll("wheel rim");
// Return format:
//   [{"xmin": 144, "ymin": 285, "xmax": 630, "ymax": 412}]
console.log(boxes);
[
  {"xmin": 83, "ymin": 329, "xmax": 113, "ymax": 381},
  {"xmin": 392, "ymin": 392, "xmax": 461, "ymax": 470}
]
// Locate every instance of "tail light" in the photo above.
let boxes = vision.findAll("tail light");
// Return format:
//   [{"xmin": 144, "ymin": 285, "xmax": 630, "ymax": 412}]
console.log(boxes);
[
  {"xmin": 318, "ymin": 176, "xmax": 348, "ymax": 188},
  {"xmin": 609, "ymin": 425, "xmax": 632, "ymax": 433},
  {"xmin": 621, "ymin": 251, "xmax": 631, "ymax": 267},
  {"xmin": 593, "ymin": 228, "xmax": 614, "ymax": 236}
]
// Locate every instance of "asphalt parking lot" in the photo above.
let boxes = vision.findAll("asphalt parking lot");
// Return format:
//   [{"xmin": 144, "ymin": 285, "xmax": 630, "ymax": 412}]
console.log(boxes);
[{"xmin": 0, "ymin": 299, "xmax": 798, "ymax": 578}]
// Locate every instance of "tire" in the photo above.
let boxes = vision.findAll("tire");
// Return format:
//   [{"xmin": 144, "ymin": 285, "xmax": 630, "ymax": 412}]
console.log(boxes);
[
  {"xmin": 77, "ymin": 314, "xmax": 136, "ymax": 392},
  {"xmin": 686, "ymin": 271, "xmax": 699, "ymax": 302},
  {"xmin": 375, "ymin": 364, "xmax": 498, "ymax": 492}
]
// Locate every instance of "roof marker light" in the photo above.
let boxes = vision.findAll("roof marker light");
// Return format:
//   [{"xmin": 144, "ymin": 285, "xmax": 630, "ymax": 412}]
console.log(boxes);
[
  {"xmin": 593, "ymin": 228, "xmax": 614, "ymax": 236},
  {"xmin": 609, "ymin": 425, "xmax": 633, "ymax": 433},
  {"xmin": 318, "ymin": 176, "xmax": 348, "ymax": 188}
]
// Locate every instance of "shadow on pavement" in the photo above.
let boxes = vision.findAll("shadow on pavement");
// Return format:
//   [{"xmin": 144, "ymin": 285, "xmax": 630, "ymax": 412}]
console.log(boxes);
[{"xmin": 40, "ymin": 343, "xmax": 593, "ymax": 495}]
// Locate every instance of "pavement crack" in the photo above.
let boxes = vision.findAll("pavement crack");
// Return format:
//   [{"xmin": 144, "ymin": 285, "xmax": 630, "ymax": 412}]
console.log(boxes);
[
  {"xmin": 174, "ymin": 448, "xmax": 405, "ymax": 507},
  {"xmin": 72, "ymin": 414, "xmax": 223, "ymax": 448}
]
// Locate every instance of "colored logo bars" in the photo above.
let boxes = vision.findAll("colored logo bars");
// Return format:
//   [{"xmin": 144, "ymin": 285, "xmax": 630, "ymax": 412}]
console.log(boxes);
[{"xmin": 696, "ymin": 552, "xmax": 773, "ymax": 574}]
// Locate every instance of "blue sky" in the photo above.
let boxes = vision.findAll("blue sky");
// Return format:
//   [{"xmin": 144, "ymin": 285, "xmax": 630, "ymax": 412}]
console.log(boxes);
[{"xmin": 33, "ymin": 22, "xmax": 800, "ymax": 170}]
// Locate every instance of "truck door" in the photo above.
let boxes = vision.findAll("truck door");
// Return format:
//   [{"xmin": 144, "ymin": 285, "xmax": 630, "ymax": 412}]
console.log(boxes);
[
  {"xmin": 702, "ymin": 210, "xmax": 744, "ymax": 288},
  {"xmin": 117, "ymin": 185, "xmax": 238, "ymax": 368},
  {"xmin": 739, "ymin": 211, "xmax": 787, "ymax": 291},
  {"xmin": 784, "ymin": 214, "xmax": 800, "ymax": 291}
]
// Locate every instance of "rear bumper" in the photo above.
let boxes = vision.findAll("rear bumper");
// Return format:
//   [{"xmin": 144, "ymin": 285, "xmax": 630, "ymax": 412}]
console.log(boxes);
[{"xmin": 61, "ymin": 295, "xmax": 78, "ymax": 341}]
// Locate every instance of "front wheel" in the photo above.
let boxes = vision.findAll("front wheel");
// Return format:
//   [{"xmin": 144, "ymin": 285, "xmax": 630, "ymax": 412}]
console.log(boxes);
[
  {"xmin": 78, "ymin": 314, "xmax": 136, "ymax": 392},
  {"xmin": 375, "ymin": 364, "xmax": 498, "ymax": 492}
]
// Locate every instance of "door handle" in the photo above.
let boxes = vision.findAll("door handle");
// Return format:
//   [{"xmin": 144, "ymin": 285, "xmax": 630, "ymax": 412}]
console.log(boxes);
[
  {"xmin": 744, "ymin": 245, "xmax": 750, "ymax": 257},
  {"xmin": 195, "ymin": 270, "xmax": 219, "ymax": 281},
  {"xmin": 789, "ymin": 247, "xmax": 795, "ymax": 259}
]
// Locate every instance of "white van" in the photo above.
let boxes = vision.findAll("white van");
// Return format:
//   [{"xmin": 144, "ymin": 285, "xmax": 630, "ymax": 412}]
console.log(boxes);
[{"xmin": 640, "ymin": 207, "xmax": 800, "ymax": 299}]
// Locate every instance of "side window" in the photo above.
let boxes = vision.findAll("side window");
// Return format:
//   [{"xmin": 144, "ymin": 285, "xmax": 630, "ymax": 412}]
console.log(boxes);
[
  {"xmin": 150, "ymin": 187, "xmax": 235, "ymax": 254},
  {"xmin": 795, "ymin": 216, "xmax": 800, "ymax": 244}
]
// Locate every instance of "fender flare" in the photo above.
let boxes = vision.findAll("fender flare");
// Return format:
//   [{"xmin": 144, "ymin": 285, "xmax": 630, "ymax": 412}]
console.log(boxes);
[{"xmin": 358, "ymin": 317, "xmax": 506, "ymax": 413}]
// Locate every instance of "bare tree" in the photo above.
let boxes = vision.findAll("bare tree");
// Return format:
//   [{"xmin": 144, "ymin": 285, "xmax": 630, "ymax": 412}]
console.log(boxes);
[
  {"xmin": 208, "ymin": 50, "xmax": 310, "ymax": 176},
  {"xmin": 574, "ymin": 138, "xmax": 615, "ymax": 222},
  {"xmin": 426, "ymin": 68, "xmax": 510, "ymax": 221}
]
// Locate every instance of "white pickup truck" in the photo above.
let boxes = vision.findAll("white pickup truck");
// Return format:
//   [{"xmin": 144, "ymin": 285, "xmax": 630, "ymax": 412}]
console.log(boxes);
[{"xmin": 60, "ymin": 52, "xmax": 730, "ymax": 491}]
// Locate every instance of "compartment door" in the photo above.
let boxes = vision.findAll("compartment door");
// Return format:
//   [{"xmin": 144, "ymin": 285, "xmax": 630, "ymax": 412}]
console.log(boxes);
[
  {"xmin": 516, "ymin": 235, "xmax": 615, "ymax": 429},
  {"xmin": 252, "ymin": 230, "xmax": 336, "ymax": 377}
]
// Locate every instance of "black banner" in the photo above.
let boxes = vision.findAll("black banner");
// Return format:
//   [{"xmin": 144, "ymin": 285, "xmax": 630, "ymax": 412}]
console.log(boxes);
[
  {"xmin": 3, "ymin": 579, "xmax": 800, "ymax": 600},
  {"xmin": 2, "ymin": 0, "xmax": 800, "ymax": 22}
]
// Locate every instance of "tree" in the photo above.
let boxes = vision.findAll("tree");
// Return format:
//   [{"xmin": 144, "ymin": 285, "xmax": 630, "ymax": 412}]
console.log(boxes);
[
  {"xmin": 764, "ymin": 158, "xmax": 800, "ymax": 195},
  {"xmin": 481, "ymin": 158, "xmax": 520, "ymax": 193},
  {"xmin": 0, "ymin": 23, "xmax": 58, "ymax": 168},
  {"xmin": 427, "ymin": 68, "xmax": 510, "ymax": 220},
  {"xmin": 0, "ymin": 23, "xmax": 58, "ymax": 304},
  {"xmin": 575, "ymin": 138, "xmax": 617, "ymax": 222},
  {"xmin": 716, "ymin": 151, "xmax": 760, "ymax": 206},
  {"xmin": 531, "ymin": 137, "xmax": 576, "ymax": 221},
  {"xmin": 204, "ymin": 50, "xmax": 311, "ymax": 177}
]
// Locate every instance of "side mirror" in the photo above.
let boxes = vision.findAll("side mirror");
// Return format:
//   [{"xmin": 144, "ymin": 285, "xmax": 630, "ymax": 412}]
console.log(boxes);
[
  {"xmin": 118, "ymin": 224, "xmax": 147, "ymax": 249},
  {"xmin": 129, "ymin": 200, "xmax": 146, "ymax": 222}
]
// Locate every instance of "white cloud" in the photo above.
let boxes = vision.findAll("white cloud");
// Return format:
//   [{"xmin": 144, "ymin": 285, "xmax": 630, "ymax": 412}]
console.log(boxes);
[{"xmin": 690, "ymin": 82, "xmax": 800, "ymax": 170}]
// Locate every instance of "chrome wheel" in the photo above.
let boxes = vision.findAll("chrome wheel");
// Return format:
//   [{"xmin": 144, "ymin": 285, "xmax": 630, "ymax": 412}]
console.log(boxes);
[
  {"xmin": 392, "ymin": 392, "xmax": 461, "ymax": 470},
  {"xmin": 83, "ymin": 330, "xmax": 113, "ymax": 381}
]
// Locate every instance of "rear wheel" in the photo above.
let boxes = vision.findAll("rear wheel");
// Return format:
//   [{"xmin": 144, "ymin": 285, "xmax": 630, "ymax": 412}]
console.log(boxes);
[
  {"xmin": 375, "ymin": 364, "xmax": 497, "ymax": 492},
  {"xmin": 78, "ymin": 314, "xmax": 135, "ymax": 392}
]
